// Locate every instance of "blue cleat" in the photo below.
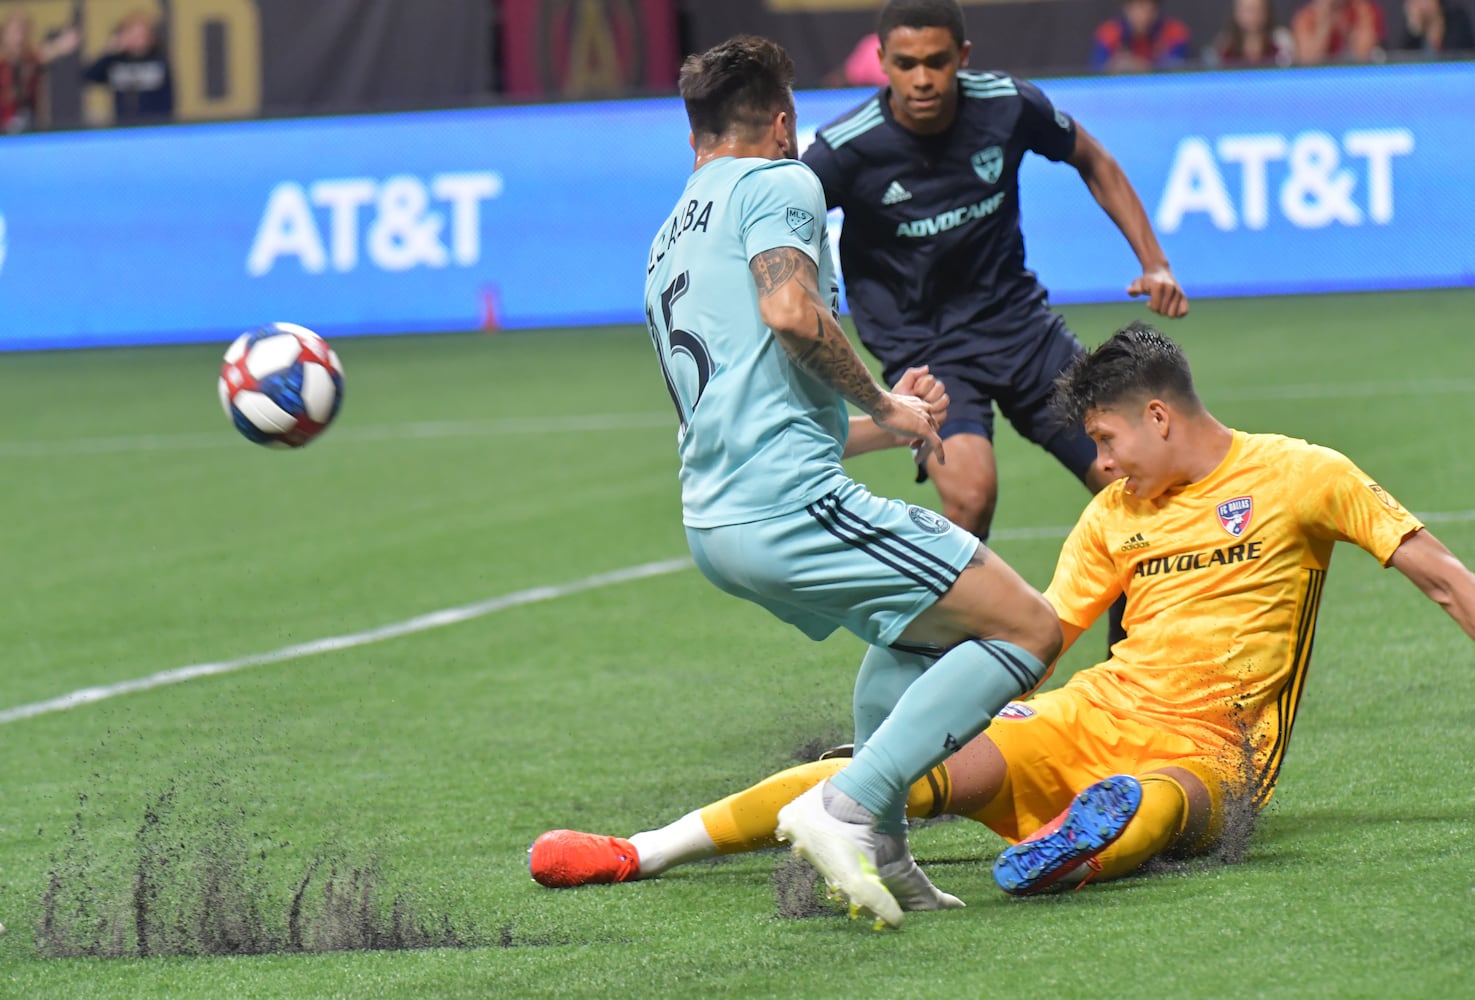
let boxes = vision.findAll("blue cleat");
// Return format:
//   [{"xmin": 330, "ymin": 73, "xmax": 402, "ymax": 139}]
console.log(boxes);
[{"xmin": 993, "ymin": 775, "xmax": 1143, "ymax": 896}]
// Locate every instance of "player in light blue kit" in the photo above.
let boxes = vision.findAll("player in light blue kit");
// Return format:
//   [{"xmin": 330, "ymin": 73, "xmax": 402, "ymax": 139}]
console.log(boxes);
[{"xmin": 623, "ymin": 35, "xmax": 1061, "ymax": 929}]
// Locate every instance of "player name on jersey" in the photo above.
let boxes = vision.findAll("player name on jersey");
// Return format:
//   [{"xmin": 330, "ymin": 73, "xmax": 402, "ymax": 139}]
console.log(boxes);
[{"xmin": 647, "ymin": 198, "xmax": 715, "ymax": 275}]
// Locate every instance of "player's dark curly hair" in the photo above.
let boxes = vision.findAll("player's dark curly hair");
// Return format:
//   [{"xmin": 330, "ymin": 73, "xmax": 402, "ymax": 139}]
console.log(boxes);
[
  {"xmin": 1052, "ymin": 321, "xmax": 1201, "ymax": 426},
  {"xmin": 878, "ymin": 0, "xmax": 967, "ymax": 48},
  {"xmin": 679, "ymin": 35, "xmax": 796, "ymax": 144}
]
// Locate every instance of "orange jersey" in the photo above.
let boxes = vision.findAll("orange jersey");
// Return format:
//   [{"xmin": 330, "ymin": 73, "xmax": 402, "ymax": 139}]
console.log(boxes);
[{"xmin": 1044, "ymin": 430, "xmax": 1423, "ymax": 804}]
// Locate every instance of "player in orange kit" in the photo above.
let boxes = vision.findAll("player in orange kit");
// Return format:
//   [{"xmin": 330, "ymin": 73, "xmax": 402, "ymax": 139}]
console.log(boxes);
[{"xmin": 530, "ymin": 322, "xmax": 1475, "ymax": 900}]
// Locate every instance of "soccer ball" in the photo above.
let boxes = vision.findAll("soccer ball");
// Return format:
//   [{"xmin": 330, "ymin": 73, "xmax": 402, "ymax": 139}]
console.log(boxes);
[{"xmin": 218, "ymin": 323, "xmax": 344, "ymax": 448}]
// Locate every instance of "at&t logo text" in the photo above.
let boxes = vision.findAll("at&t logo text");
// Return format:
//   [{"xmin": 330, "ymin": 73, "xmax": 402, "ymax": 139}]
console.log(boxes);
[
  {"xmin": 247, "ymin": 172, "xmax": 503, "ymax": 276},
  {"xmin": 1156, "ymin": 129, "xmax": 1414, "ymax": 232}
]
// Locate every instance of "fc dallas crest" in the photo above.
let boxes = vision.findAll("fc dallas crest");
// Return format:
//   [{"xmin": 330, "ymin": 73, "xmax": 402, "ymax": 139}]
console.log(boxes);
[{"xmin": 1216, "ymin": 496, "xmax": 1253, "ymax": 537}]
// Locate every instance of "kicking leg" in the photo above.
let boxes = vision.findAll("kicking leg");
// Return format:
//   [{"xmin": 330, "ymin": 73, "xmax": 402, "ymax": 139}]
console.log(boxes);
[
  {"xmin": 528, "ymin": 758, "xmax": 847, "ymax": 888},
  {"xmin": 777, "ymin": 548, "xmax": 1060, "ymax": 923},
  {"xmin": 529, "ymin": 750, "xmax": 967, "ymax": 891}
]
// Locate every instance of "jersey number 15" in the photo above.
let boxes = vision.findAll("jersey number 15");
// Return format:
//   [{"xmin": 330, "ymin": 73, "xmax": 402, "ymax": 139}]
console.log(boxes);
[{"xmin": 646, "ymin": 270, "xmax": 713, "ymax": 434}]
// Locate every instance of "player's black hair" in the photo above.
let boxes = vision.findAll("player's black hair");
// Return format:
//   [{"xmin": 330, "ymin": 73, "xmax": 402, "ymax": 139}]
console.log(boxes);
[
  {"xmin": 1052, "ymin": 321, "xmax": 1201, "ymax": 426},
  {"xmin": 877, "ymin": 0, "xmax": 967, "ymax": 49},
  {"xmin": 679, "ymin": 35, "xmax": 796, "ymax": 144}
]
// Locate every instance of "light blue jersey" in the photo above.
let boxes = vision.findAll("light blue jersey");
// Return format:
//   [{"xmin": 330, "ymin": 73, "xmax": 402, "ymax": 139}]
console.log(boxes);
[{"xmin": 643, "ymin": 157, "xmax": 845, "ymax": 529}]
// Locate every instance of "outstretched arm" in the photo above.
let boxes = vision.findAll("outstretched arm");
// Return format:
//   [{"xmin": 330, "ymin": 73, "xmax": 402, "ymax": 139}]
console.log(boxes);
[
  {"xmin": 1067, "ymin": 124, "xmax": 1188, "ymax": 319},
  {"xmin": 1388, "ymin": 529, "xmax": 1475, "ymax": 640},
  {"xmin": 751, "ymin": 246, "xmax": 943, "ymax": 460}
]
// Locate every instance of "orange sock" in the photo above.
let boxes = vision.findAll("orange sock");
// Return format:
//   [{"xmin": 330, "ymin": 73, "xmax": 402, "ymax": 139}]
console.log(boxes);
[
  {"xmin": 698, "ymin": 758, "xmax": 954, "ymax": 853},
  {"xmin": 1091, "ymin": 773, "xmax": 1188, "ymax": 881}
]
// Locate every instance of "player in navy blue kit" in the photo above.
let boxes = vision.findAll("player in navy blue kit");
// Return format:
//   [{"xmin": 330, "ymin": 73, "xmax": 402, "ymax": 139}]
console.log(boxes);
[{"xmin": 803, "ymin": 0, "xmax": 1188, "ymax": 551}]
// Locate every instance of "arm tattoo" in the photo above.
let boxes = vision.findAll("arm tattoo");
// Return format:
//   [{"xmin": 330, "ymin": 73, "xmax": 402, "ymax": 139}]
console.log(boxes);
[
  {"xmin": 788, "ymin": 310, "xmax": 886, "ymax": 413},
  {"xmin": 967, "ymin": 545, "xmax": 990, "ymax": 568},
  {"xmin": 750, "ymin": 247, "xmax": 803, "ymax": 298},
  {"xmin": 750, "ymin": 247, "xmax": 886, "ymax": 414}
]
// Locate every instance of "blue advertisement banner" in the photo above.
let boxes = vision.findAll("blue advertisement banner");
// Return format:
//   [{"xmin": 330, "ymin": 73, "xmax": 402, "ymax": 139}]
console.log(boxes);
[{"xmin": 1, "ymin": 63, "xmax": 1471, "ymax": 351}]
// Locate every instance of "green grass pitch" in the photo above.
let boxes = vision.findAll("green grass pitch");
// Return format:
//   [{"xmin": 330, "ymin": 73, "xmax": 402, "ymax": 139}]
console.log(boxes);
[{"xmin": 1, "ymin": 289, "xmax": 1472, "ymax": 998}]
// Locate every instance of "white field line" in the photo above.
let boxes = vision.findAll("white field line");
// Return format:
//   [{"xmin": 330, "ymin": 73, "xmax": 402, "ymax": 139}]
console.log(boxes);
[
  {"xmin": 1213, "ymin": 377, "xmax": 1475, "ymax": 402},
  {"xmin": 0, "ymin": 413, "xmax": 673, "ymax": 458},
  {"xmin": 1412, "ymin": 509, "xmax": 1475, "ymax": 524},
  {"xmin": 0, "ymin": 558, "xmax": 692, "ymax": 726},
  {"xmin": 6, "ymin": 374, "xmax": 1475, "ymax": 458},
  {"xmin": 4, "ymin": 510, "xmax": 1473, "ymax": 727}
]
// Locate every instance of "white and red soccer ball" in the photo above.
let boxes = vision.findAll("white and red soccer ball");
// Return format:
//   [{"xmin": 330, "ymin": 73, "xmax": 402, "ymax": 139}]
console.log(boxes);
[{"xmin": 218, "ymin": 322, "xmax": 344, "ymax": 448}]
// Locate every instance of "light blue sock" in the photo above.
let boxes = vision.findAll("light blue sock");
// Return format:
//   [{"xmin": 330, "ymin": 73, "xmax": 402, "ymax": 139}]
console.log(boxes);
[
  {"xmin": 850, "ymin": 645, "xmax": 936, "ymax": 835},
  {"xmin": 852, "ymin": 645, "xmax": 934, "ymax": 751},
  {"xmin": 830, "ymin": 639, "xmax": 1046, "ymax": 821}
]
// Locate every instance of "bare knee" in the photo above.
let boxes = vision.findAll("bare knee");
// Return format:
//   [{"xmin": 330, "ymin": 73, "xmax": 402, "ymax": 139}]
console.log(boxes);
[
  {"xmin": 903, "ymin": 550, "xmax": 1064, "ymax": 667},
  {"xmin": 1008, "ymin": 592, "xmax": 1062, "ymax": 667},
  {"xmin": 941, "ymin": 485, "xmax": 997, "ymax": 539},
  {"xmin": 942, "ymin": 733, "xmax": 1008, "ymax": 817},
  {"xmin": 975, "ymin": 587, "xmax": 1061, "ymax": 668}
]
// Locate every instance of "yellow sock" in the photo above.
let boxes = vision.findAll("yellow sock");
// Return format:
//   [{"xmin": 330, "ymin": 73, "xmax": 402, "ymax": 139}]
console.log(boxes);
[
  {"xmin": 904, "ymin": 760, "xmax": 952, "ymax": 820},
  {"xmin": 700, "ymin": 759, "xmax": 847, "ymax": 853},
  {"xmin": 698, "ymin": 759, "xmax": 953, "ymax": 853},
  {"xmin": 1091, "ymin": 774, "xmax": 1188, "ymax": 881}
]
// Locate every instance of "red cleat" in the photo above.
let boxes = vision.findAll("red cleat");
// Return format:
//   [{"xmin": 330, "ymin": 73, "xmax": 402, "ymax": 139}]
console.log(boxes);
[{"xmin": 528, "ymin": 830, "xmax": 641, "ymax": 888}]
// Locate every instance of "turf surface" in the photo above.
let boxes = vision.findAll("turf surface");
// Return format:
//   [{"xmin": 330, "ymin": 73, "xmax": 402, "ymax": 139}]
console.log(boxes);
[{"xmin": 1, "ymin": 289, "xmax": 1472, "ymax": 998}]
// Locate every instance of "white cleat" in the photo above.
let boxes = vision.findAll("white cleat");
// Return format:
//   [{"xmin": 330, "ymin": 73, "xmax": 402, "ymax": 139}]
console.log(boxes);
[
  {"xmin": 775, "ymin": 784, "xmax": 904, "ymax": 930},
  {"xmin": 877, "ymin": 857, "xmax": 965, "ymax": 911}
]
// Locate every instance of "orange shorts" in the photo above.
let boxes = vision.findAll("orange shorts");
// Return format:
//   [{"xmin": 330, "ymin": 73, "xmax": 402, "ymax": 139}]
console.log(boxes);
[{"xmin": 971, "ymin": 684, "xmax": 1234, "ymax": 845}]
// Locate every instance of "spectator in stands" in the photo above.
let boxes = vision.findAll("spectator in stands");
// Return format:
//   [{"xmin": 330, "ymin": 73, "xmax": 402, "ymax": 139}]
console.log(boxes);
[
  {"xmin": 51, "ymin": 11, "xmax": 173, "ymax": 124},
  {"xmin": 824, "ymin": 32, "xmax": 891, "ymax": 87},
  {"xmin": 1290, "ymin": 0, "xmax": 1385, "ymax": 62},
  {"xmin": 1091, "ymin": 0, "xmax": 1193, "ymax": 72},
  {"xmin": 0, "ymin": 12, "xmax": 42, "ymax": 133},
  {"xmin": 1395, "ymin": 0, "xmax": 1475, "ymax": 52},
  {"xmin": 1209, "ymin": 0, "xmax": 1297, "ymax": 65},
  {"xmin": 0, "ymin": 11, "xmax": 76, "ymax": 133}
]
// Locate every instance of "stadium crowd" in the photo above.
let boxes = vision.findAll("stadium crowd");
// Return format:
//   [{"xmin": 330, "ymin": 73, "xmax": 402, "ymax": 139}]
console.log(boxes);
[
  {"xmin": 837, "ymin": 0, "xmax": 1472, "ymax": 85},
  {"xmin": 1, "ymin": 8, "xmax": 171, "ymax": 133},
  {"xmin": 1, "ymin": 0, "xmax": 1470, "ymax": 134}
]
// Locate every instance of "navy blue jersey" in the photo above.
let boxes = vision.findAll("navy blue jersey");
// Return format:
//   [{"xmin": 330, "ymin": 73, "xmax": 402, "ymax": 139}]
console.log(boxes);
[{"xmin": 802, "ymin": 71, "xmax": 1077, "ymax": 370}]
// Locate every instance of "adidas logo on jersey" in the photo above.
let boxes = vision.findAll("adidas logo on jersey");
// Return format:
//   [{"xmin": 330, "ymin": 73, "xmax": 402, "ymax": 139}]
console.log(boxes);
[
  {"xmin": 882, "ymin": 181, "xmax": 912, "ymax": 205},
  {"xmin": 1119, "ymin": 532, "xmax": 1151, "ymax": 552}
]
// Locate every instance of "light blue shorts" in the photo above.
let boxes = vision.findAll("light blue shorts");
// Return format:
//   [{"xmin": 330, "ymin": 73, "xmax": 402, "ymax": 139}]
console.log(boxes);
[{"xmin": 685, "ymin": 479, "xmax": 979, "ymax": 647}]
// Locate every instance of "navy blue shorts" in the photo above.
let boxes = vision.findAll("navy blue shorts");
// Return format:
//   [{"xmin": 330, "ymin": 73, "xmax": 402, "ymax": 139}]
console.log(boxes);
[{"xmin": 877, "ymin": 314, "xmax": 1096, "ymax": 482}]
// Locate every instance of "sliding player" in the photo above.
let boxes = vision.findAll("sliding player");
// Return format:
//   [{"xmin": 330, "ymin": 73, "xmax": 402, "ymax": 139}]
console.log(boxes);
[{"xmin": 531, "ymin": 323, "xmax": 1475, "ymax": 900}]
